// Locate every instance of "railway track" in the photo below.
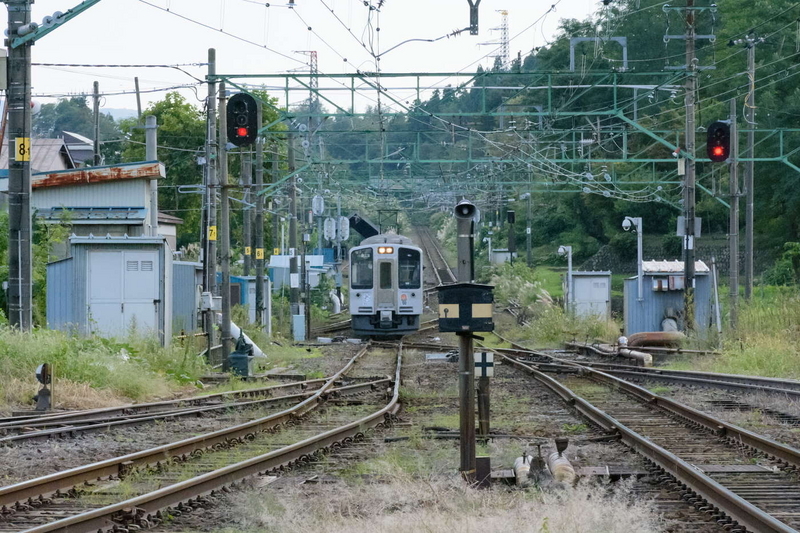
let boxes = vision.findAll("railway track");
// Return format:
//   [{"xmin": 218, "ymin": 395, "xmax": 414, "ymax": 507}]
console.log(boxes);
[
  {"xmin": 501, "ymin": 354, "xmax": 800, "ymax": 533},
  {"xmin": 0, "ymin": 378, "xmax": 391, "ymax": 445},
  {"xmin": 463, "ymin": 329, "xmax": 800, "ymax": 532},
  {"xmin": 413, "ymin": 226, "xmax": 456, "ymax": 286},
  {"xmin": 0, "ymin": 342, "xmax": 402, "ymax": 533},
  {"xmin": 487, "ymin": 330, "xmax": 800, "ymax": 398}
]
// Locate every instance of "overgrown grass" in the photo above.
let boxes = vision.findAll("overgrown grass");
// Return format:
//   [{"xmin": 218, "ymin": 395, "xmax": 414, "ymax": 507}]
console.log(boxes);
[
  {"xmin": 665, "ymin": 293, "xmax": 800, "ymax": 378},
  {"xmin": 521, "ymin": 306, "xmax": 621, "ymax": 348},
  {"xmin": 224, "ymin": 469, "xmax": 661, "ymax": 533},
  {"xmin": 0, "ymin": 328, "xmax": 209, "ymax": 413}
]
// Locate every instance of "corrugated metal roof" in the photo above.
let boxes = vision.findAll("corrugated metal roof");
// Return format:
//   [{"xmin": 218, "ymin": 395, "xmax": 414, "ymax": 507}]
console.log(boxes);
[
  {"xmin": 158, "ymin": 212, "xmax": 184, "ymax": 225},
  {"xmin": 643, "ymin": 260, "xmax": 710, "ymax": 273},
  {"xmin": 0, "ymin": 138, "xmax": 73, "ymax": 172},
  {"xmin": 32, "ymin": 161, "xmax": 165, "ymax": 189},
  {"xmin": 69, "ymin": 234, "xmax": 166, "ymax": 245},
  {"xmin": 38, "ymin": 207, "xmax": 147, "ymax": 223}
]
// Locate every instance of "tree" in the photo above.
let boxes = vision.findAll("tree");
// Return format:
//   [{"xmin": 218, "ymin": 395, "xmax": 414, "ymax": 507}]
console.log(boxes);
[
  {"xmin": 33, "ymin": 96, "xmax": 121, "ymax": 164},
  {"xmin": 120, "ymin": 92, "xmax": 205, "ymax": 249}
]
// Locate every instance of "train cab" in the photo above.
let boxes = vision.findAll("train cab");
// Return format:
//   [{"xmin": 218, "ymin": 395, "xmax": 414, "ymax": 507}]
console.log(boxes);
[{"xmin": 349, "ymin": 234, "xmax": 424, "ymax": 336}]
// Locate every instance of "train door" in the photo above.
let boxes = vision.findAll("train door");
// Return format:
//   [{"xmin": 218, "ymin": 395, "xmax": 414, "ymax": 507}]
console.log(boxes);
[{"xmin": 376, "ymin": 260, "xmax": 395, "ymax": 308}]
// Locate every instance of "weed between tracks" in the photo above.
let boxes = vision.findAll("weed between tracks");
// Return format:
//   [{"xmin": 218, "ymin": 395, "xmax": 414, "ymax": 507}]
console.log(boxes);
[{"xmin": 219, "ymin": 473, "xmax": 659, "ymax": 533}]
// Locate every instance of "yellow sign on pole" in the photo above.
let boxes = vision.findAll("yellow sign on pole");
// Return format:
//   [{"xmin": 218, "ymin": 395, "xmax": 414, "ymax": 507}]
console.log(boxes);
[
  {"xmin": 208, "ymin": 226, "xmax": 218, "ymax": 241},
  {"xmin": 244, "ymin": 246, "xmax": 252, "ymax": 256},
  {"xmin": 273, "ymin": 247, "xmax": 280, "ymax": 256},
  {"xmin": 256, "ymin": 248, "xmax": 265, "ymax": 259},
  {"xmin": 15, "ymin": 137, "xmax": 30, "ymax": 162}
]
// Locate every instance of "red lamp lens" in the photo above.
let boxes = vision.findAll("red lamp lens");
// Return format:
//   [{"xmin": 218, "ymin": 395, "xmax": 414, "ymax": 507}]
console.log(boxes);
[
  {"xmin": 712, "ymin": 146, "xmax": 724, "ymax": 156},
  {"xmin": 237, "ymin": 127, "xmax": 248, "ymax": 137}
]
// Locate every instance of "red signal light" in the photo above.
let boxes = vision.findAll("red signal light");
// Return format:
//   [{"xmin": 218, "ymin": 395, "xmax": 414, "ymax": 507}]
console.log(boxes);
[
  {"xmin": 712, "ymin": 146, "xmax": 724, "ymax": 157},
  {"xmin": 237, "ymin": 127, "xmax": 248, "ymax": 137}
]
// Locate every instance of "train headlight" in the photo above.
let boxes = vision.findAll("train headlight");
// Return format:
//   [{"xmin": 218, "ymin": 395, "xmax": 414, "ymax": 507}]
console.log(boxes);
[{"xmin": 377, "ymin": 246, "xmax": 394, "ymax": 254}]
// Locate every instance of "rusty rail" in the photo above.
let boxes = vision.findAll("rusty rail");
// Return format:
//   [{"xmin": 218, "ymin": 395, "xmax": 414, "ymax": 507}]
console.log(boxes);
[
  {"xmin": 0, "ymin": 343, "xmax": 373, "ymax": 508},
  {"xmin": 19, "ymin": 343, "xmax": 404, "ymax": 533},
  {"xmin": 499, "ymin": 353, "xmax": 797, "ymax": 533},
  {"xmin": 0, "ymin": 378, "xmax": 390, "ymax": 445},
  {"xmin": 0, "ymin": 379, "xmax": 328, "ymax": 433}
]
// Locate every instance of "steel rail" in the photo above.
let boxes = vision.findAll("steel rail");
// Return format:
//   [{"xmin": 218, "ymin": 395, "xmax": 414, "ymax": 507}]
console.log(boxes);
[
  {"xmin": 499, "ymin": 353, "xmax": 798, "ymax": 533},
  {"xmin": 529, "ymin": 362, "xmax": 800, "ymax": 398},
  {"xmin": 492, "ymin": 331, "xmax": 800, "ymax": 396},
  {"xmin": 20, "ymin": 343, "xmax": 404, "ymax": 533},
  {"xmin": 0, "ymin": 379, "xmax": 329, "ymax": 432},
  {"xmin": 0, "ymin": 343, "xmax": 373, "ymax": 508},
  {"xmin": 415, "ymin": 226, "xmax": 455, "ymax": 286},
  {"xmin": 311, "ymin": 319, "xmax": 353, "ymax": 335},
  {"xmin": 0, "ymin": 378, "xmax": 391, "ymax": 445}
]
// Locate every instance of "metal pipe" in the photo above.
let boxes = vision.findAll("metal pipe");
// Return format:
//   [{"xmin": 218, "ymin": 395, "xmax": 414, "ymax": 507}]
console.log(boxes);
[{"xmin": 627, "ymin": 331, "xmax": 686, "ymax": 347}]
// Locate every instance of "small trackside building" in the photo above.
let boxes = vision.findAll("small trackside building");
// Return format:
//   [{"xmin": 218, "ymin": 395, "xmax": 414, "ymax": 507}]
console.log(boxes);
[
  {"xmin": 623, "ymin": 260, "xmax": 712, "ymax": 335},
  {"xmin": 47, "ymin": 235, "xmax": 173, "ymax": 345}
]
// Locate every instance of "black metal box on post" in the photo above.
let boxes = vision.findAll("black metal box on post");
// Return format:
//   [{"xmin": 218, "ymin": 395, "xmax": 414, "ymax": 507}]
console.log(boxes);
[{"xmin": 437, "ymin": 283, "xmax": 495, "ymax": 333}]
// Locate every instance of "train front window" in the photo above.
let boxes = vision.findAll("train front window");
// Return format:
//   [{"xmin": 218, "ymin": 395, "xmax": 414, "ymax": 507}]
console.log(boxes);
[
  {"xmin": 398, "ymin": 248, "xmax": 421, "ymax": 289},
  {"xmin": 351, "ymin": 249, "xmax": 373, "ymax": 289},
  {"xmin": 380, "ymin": 262, "xmax": 393, "ymax": 289}
]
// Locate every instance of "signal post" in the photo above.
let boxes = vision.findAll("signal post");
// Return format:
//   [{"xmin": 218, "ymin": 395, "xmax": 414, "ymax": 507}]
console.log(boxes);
[{"xmin": 439, "ymin": 200, "xmax": 494, "ymax": 484}]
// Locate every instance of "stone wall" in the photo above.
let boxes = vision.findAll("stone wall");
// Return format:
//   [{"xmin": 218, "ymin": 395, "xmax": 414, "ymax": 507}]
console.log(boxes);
[{"xmin": 580, "ymin": 242, "xmax": 773, "ymax": 276}]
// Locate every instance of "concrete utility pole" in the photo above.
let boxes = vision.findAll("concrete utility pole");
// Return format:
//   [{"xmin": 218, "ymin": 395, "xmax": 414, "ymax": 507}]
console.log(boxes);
[
  {"xmin": 92, "ymin": 81, "xmax": 100, "ymax": 166},
  {"xmin": 288, "ymin": 134, "xmax": 301, "ymax": 340},
  {"xmin": 683, "ymin": 0, "xmax": 697, "ymax": 332},
  {"xmin": 255, "ymin": 103, "xmax": 265, "ymax": 326},
  {"xmin": 134, "ymin": 76, "xmax": 142, "ymax": 123},
  {"xmin": 202, "ymin": 48, "xmax": 218, "ymax": 358},
  {"xmin": 242, "ymin": 147, "xmax": 252, "ymax": 276},
  {"xmin": 729, "ymin": 98, "xmax": 740, "ymax": 329},
  {"xmin": 525, "ymin": 193, "xmax": 532, "ymax": 267},
  {"xmin": 145, "ymin": 115, "xmax": 158, "ymax": 236},
  {"xmin": 6, "ymin": 0, "xmax": 33, "ymax": 330},
  {"xmin": 271, "ymin": 144, "xmax": 279, "ymax": 254},
  {"xmin": 736, "ymin": 35, "xmax": 762, "ymax": 299},
  {"xmin": 219, "ymin": 82, "xmax": 232, "ymax": 366}
]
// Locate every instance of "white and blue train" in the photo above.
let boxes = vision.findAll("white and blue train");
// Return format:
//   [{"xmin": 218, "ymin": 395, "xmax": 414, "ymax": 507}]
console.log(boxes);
[{"xmin": 349, "ymin": 234, "xmax": 423, "ymax": 337}]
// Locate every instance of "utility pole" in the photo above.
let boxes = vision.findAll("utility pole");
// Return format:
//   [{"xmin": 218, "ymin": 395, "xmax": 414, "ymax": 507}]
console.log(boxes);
[
  {"xmin": 255, "ymin": 103, "xmax": 265, "ymax": 327},
  {"xmin": 272, "ymin": 145, "xmax": 280, "ymax": 254},
  {"xmin": 145, "ymin": 115, "xmax": 158, "ymax": 236},
  {"xmin": 6, "ymin": 0, "xmax": 33, "ymax": 331},
  {"xmin": 525, "ymin": 193, "xmax": 532, "ymax": 267},
  {"xmin": 242, "ymin": 147, "xmax": 252, "ymax": 276},
  {"xmin": 203, "ymin": 48, "xmax": 218, "ymax": 359},
  {"xmin": 219, "ymin": 82, "xmax": 232, "ymax": 366},
  {"xmin": 134, "ymin": 76, "xmax": 142, "ymax": 123},
  {"xmin": 288, "ymin": 134, "xmax": 301, "ymax": 340},
  {"xmin": 728, "ymin": 98, "xmax": 739, "ymax": 329},
  {"xmin": 733, "ymin": 34, "xmax": 762, "ymax": 299},
  {"xmin": 92, "ymin": 81, "xmax": 100, "ymax": 166},
  {"xmin": 683, "ymin": 0, "xmax": 697, "ymax": 332}
]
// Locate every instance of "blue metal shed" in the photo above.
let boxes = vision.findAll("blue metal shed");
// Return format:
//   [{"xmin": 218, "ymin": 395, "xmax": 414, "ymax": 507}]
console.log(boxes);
[
  {"xmin": 173, "ymin": 261, "xmax": 203, "ymax": 334},
  {"xmin": 623, "ymin": 260, "xmax": 712, "ymax": 335},
  {"xmin": 46, "ymin": 235, "xmax": 172, "ymax": 345}
]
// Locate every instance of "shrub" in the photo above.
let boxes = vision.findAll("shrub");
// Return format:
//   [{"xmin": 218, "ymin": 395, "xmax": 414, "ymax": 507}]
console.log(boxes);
[
  {"xmin": 764, "ymin": 242, "xmax": 800, "ymax": 286},
  {"xmin": 609, "ymin": 232, "xmax": 637, "ymax": 260}
]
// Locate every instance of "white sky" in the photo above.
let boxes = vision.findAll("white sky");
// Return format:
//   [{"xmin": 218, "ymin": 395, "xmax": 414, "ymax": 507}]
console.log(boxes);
[{"xmin": 28, "ymin": 0, "xmax": 600, "ymax": 112}]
